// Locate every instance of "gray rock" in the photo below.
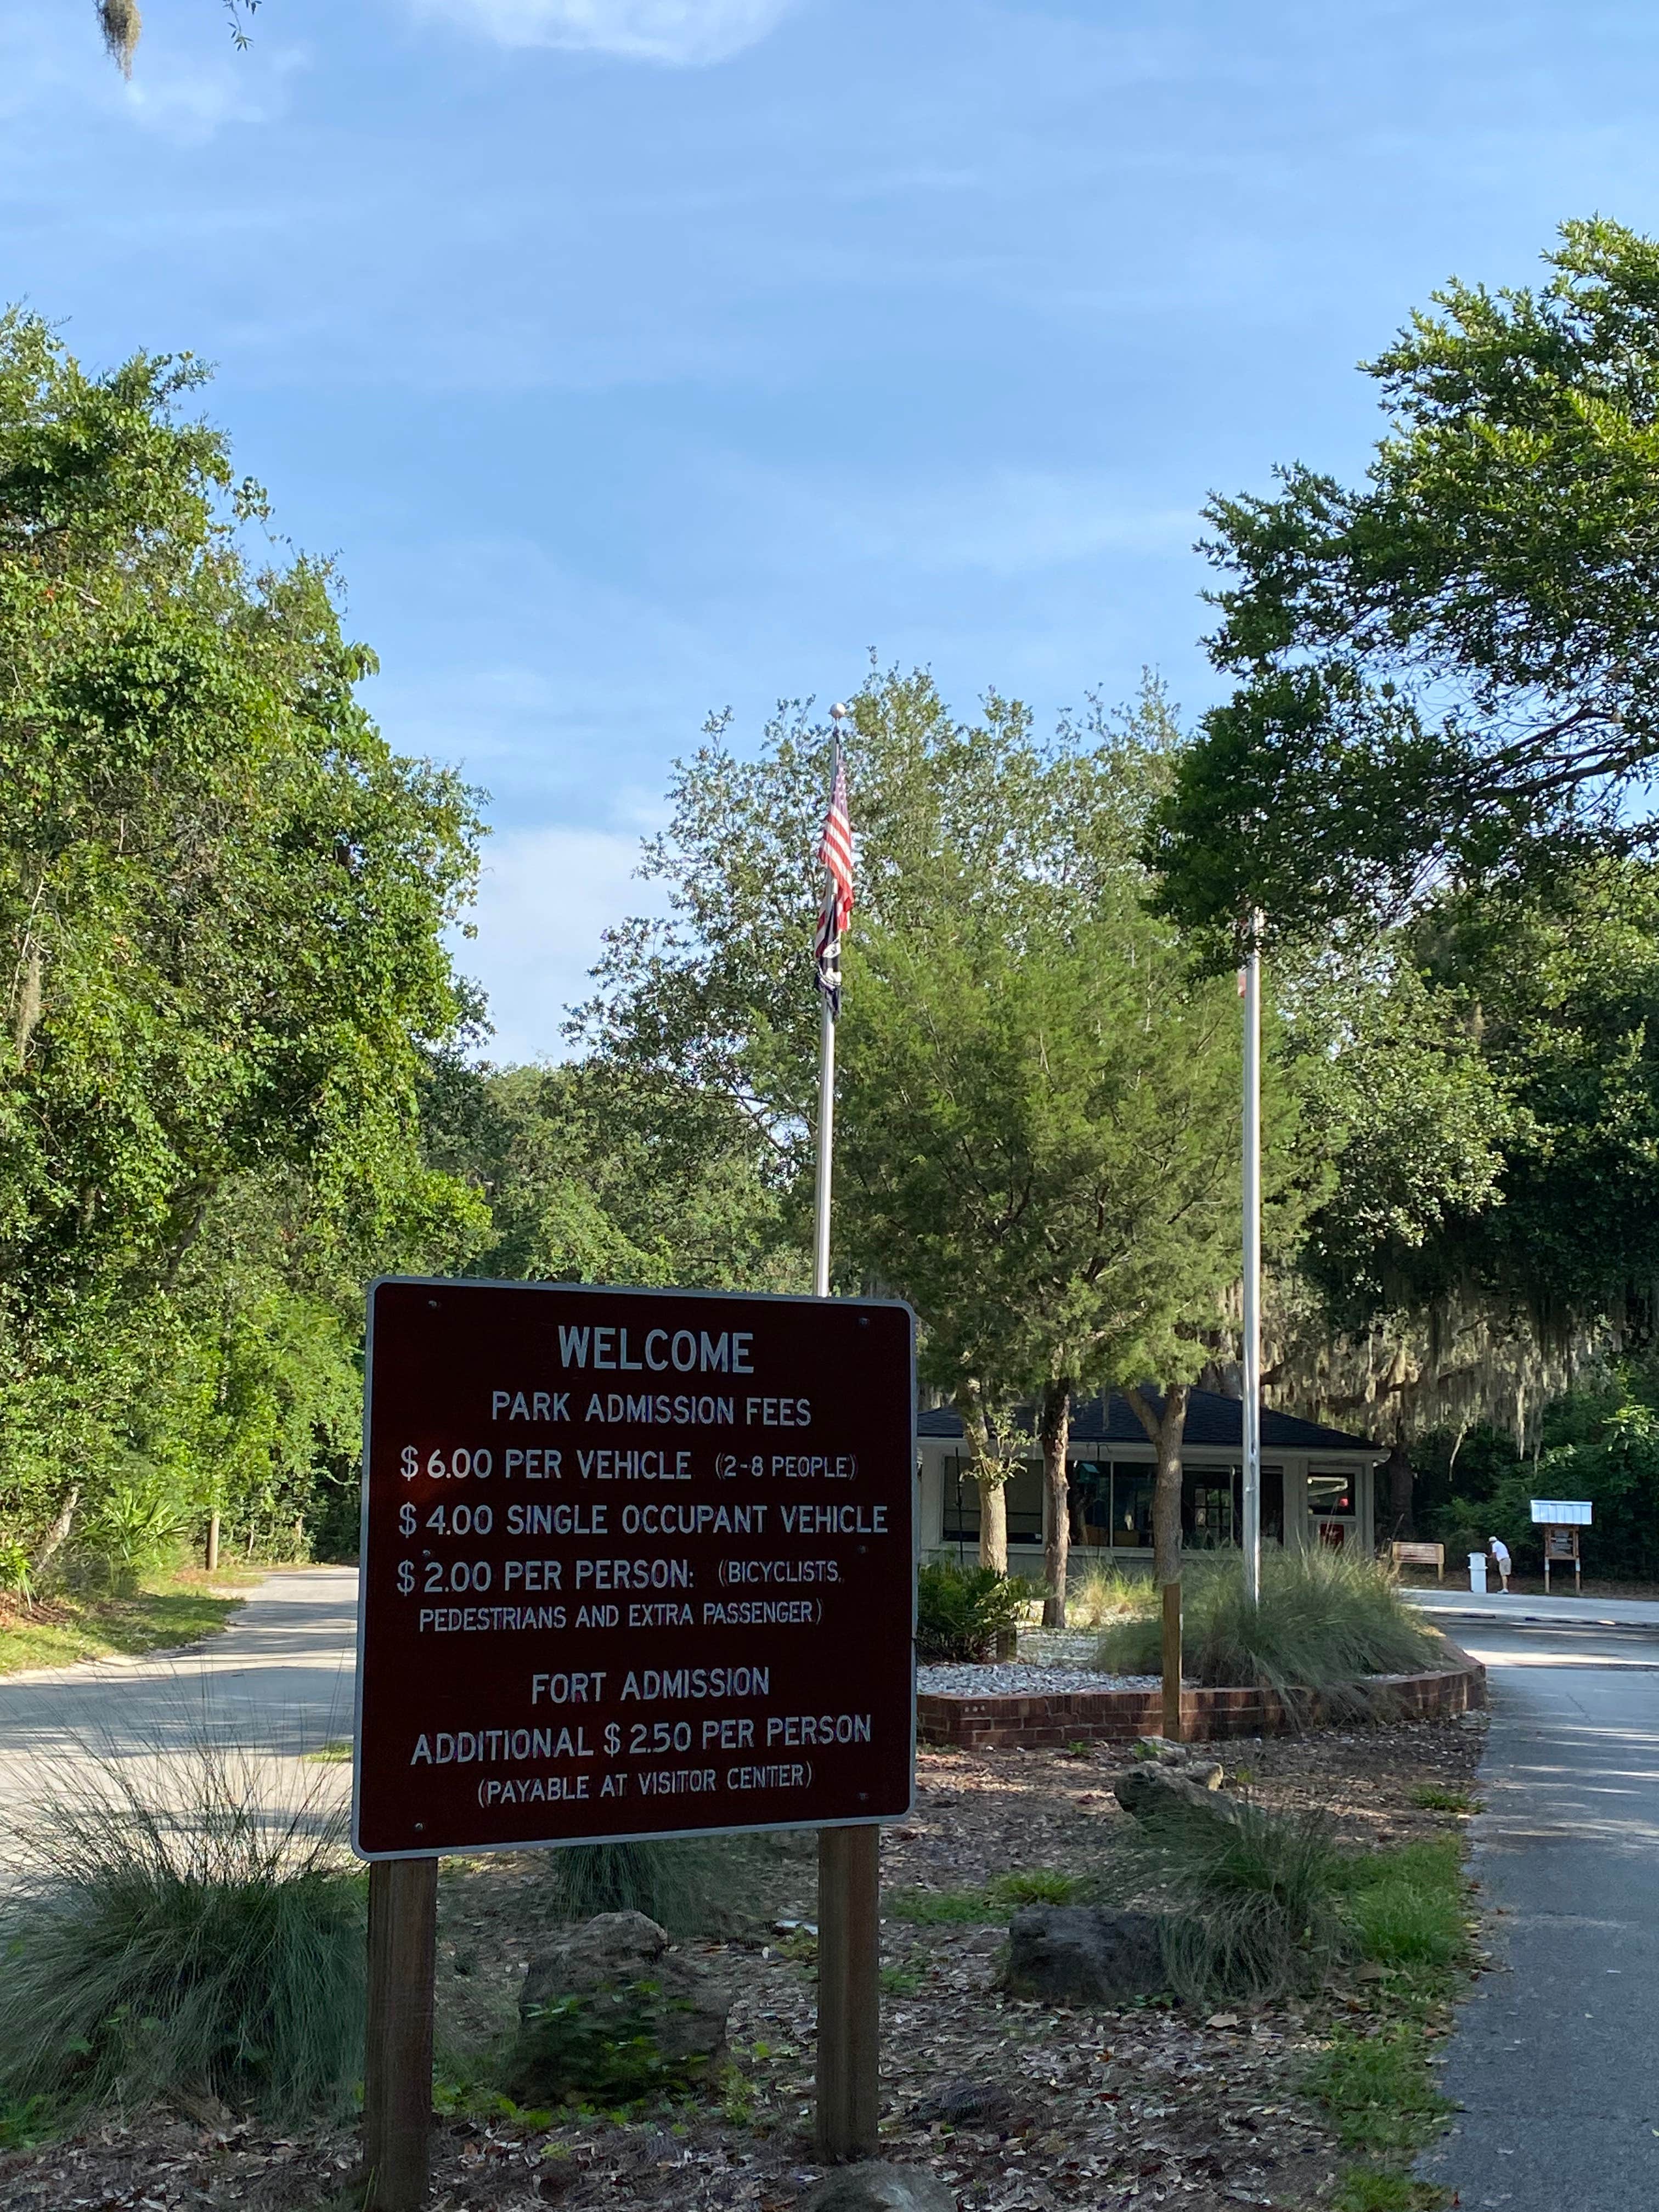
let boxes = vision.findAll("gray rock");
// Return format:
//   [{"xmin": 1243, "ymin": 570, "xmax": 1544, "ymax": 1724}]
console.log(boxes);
[
  {"xmin": 1132, "ymin": 1736, "xmax": 1225, "ymax": 1788},
  {"xmin": 1002, "ymin": 1904, "xmax": 1169, "ymax": 2003},
  {"xmin": 1113, "ymin": 1762, "xmax": 1238, "ymax": 1827},
  {"xmin": 801, "ymin": 2163, "xmax": 958, "ymax": 2211},
  {"xmin": 510, "ymin": 1910, "xmax": 730, "ymax": 2099}
]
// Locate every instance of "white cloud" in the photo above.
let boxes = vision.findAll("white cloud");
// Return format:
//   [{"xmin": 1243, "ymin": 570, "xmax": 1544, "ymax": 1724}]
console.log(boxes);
[
  {"xmin": 416, "ymin": 0, "xmax": 797, "ymax": 64},
  {"xmin": 458, "ymin": 822, "xmax": 668, "ymax": 1065}
]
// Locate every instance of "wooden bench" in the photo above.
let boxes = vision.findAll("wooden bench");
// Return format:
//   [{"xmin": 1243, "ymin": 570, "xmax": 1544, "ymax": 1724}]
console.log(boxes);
[{"xmin": 1391, "ymin": 1540, "xmax": 1444, "ymax": 1581}]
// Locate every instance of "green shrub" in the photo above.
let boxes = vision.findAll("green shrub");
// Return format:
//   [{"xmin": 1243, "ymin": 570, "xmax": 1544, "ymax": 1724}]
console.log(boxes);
[
  {"xmin": 1094, "ymin": 1548, "xmax": 1440, "ymax": 1711},
  {"xmin": 0, "ymin": 1741, "xmax": 364, "ymax": 2123},
  {"xmin": 916, "ymin": 1562, "xmax": 1031, "ymax": 1661},
  {"xmin": 505, "ymin": 1984, "xmax": 709, "ymax": 2105},
  {"xmin": 74, "ymin": 1470, "xmax": 188, "ymax": 1593},
  {"xmin": 0, "ymin": 1543, "xmax": 33, "ymax": 1607}
]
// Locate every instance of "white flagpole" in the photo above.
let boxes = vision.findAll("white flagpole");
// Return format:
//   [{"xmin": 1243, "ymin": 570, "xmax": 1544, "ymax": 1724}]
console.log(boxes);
[
  {"xmin": 811, "ymin": 702, "xmax": 876, "ymax": 2166},
  {"xmin": 813, "ymin": 990, "xmax": 835, "ymax": 1299},
  {"xmin": 812, "ymin": 703, "xmax": 849, "ymax": 1300},
  {"xmin": 1242, "ymin": 912, "xmax": 1262, "ymax": 1607}
]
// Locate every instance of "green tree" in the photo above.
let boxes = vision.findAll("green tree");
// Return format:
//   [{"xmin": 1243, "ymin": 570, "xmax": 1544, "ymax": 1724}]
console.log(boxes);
[
  {"xmin": 0, "ymin": 310, "xmax": 484, "ymax": 1563},
  {"xmin": 1151, "ymin": 219, "xmax": 1659, "ymax": 950},
  {"xmin": 840, "ymin": 879, "xmax": 1307, "ymax": 1621},
  {"xmin": 423, "ymin": 1058, "xmax": 799, "ymax": 1294},
  {"xmin": 580, "ymin": 667, "xmax": 1314, "ymax": 1623},
  {"xmin": 1261, "ymin": 857, "xmax": 1659, "ymax": 1527},
  {"xmin": 574, "ymin": 665, "xmax": 1153, "ymax": 1190}
]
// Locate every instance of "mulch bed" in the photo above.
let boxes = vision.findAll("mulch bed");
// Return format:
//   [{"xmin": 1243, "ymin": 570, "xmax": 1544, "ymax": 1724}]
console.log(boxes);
[{"xmin": 0, "ymin": 1712, "xmax": 1486, "ymax": 2212}]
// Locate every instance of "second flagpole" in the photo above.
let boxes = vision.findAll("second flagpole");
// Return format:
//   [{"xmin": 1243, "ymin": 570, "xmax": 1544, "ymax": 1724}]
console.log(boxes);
[
  {"xmin": 812, "ymin": 990, "xmax": 835, "ymax": 1299},
  {"xmin": 811, "ymin": 703, "xmax": 878, "ymax": 2163}
]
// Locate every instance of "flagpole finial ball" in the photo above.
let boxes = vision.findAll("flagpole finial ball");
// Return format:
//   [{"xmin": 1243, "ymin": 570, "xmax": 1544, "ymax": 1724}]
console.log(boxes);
[{"xmin": 830, "ymin": 702, "xmax": 849, "ymax": 720}]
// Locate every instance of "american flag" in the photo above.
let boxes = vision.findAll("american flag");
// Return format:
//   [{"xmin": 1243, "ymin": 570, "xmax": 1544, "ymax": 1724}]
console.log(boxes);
[{"xmin": 814, "ymin": 746, "xmax": 854, "ymax": 1014}]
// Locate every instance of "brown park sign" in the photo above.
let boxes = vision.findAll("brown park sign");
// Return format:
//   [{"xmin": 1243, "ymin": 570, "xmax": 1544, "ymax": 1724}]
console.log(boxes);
[{"xmin": 352, "ymin": 1278, "xmax": 916, "ymax": 1859}]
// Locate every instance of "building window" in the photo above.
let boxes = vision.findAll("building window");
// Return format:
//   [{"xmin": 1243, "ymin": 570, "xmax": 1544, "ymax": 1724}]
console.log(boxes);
[
  {"xmin": 1307, "ymin": 1471, "xmax": 1355, "ymax": 1518},
  {"xmin": 1071, "ymin": 1461, "xmax": 1108, "ymax": 1544},
  {"xmin": 1111, "ymin": 1466, "xmax": 1156, "ymax": 1547},
  {"xmin": 1176, "ymin": 1465, "xmax": 1286, "ymax": 1548},
  {"xmin": 1187, "ymin": 1475, "xmax": 1235, "ymax": 1549},
  {"xmin": 940, "ymin": 1455, "xmax": 1043, "ymax": 1545},
  {"xmin": 1307, "ymin": 1470, "xmax": 1355, "ymax": 1548}
]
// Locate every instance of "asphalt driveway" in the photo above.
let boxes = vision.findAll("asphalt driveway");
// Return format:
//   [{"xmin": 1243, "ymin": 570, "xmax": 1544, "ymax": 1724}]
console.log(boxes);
[{"xmin": 1418, "ymin": 1610, "xmax": 1659, "ymax": 2211}]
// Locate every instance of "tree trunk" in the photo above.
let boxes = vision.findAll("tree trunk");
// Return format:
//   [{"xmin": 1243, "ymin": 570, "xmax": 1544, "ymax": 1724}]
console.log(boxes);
[
  {"xmin": 1125, "ymin": 1384, "xmax": 1189, "ymax": 1587},
  {"xmin": 29, "ymin": 1484, "xmax": 80, "ymax": 1577},
  {"xmin": 977, "ymin": 1480, "xmax": 1008, "ymax": 1573},
  {"xmin": 959, "ymin": 1376, "xmax": 1009, "ymax": 1574},
  {"xmin": 1385, "ymin": 1442, "xmax": 1415, "ymax": 1539},
  {"xmin": 1040, "ymin": 1377, "xmax": 1072, "ymax": 1628}
]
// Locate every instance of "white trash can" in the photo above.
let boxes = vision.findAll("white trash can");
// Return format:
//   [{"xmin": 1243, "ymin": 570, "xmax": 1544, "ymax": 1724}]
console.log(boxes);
[{"xmin": 1469, "ymin": 1551, "xmax": 1488, "ymax": 1595}]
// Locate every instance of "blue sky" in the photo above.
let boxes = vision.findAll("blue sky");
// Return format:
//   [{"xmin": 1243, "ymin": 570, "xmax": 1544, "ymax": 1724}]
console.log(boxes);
[{"xmin": 8, "ymin": 0, "xmax": 1659, "ymax": 1057}]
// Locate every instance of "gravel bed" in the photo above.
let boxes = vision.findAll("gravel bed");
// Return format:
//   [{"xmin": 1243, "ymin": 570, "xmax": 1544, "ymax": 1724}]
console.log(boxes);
[
  {"xmin": 917, "ymin": 1661, "xmax": 1159, "ymax": 1696},
  {"xmin": 1016, "ymin": 1627, "xmax": 1111, "ymax": 1668}
]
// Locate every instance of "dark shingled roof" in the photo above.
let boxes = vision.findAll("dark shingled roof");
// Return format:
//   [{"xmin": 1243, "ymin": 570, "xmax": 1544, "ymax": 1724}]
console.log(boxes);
[{"xmin": 917, "ymin": 1385, "xmax": 1375, "ymax": 1453}]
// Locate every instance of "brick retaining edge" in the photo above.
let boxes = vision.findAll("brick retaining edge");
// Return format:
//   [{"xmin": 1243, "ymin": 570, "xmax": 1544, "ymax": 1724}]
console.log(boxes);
[{"xmin": 916, "ymin": 1647, "xmax": 1486, "ymax": 1752}]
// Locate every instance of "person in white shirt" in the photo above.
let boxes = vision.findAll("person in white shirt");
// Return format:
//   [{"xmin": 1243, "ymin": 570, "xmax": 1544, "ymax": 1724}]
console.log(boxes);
[{"xmin": 1488, "ymin": 1536, "xmax": 1511, "ymax": 1593}]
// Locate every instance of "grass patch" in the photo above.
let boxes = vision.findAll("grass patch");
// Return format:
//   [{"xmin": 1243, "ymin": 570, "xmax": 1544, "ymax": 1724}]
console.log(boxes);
[
  {"xmin": 1093, "ymin": 1548, "xmax": 1441, "ymax": 1712},
  {"xmin": 1340, "ymin": 1840, "xmax": 1467, "ymax": 1970},
  {"xmin": 0, "ymin": 1738, "xmax": 365, "ymax": 2125},
  {"xmin": 1065, "ymin": 1560, "xmax": 1164, "ymax": 1629},
  {"xmin": 304, "ymin": 1739, "xmax": 354, "ymax": 1764},
  {"xmin": 1305, "ymin": 1822, "xmax": 1470, "ymax": 2209},
  {"xmin": 1332, "ymin": 2169, "xmax": 1451, "ymax": 2210},
  {"xmin": 885, "ymin": 1886, "xmax": 1000, "ymax": 1925},
  {"xmin": 0, "ymin": 1566, "xmax": 256, "ymax": 1677},
  {"xmin": 988, "ymin": 1869, "xmax": 1087, "ymax": 1908},
  {"xmin": 1306, "ymin": 2023, "xmax": 1454, "ymax": 2153},
  {"xmin": 1409, "ymin": 1785, "xmax": 1480, "ymax": 1814},
  {"xmin": 887, "ymin": 1870, "xmax": 1087, "ymax": 1926}
]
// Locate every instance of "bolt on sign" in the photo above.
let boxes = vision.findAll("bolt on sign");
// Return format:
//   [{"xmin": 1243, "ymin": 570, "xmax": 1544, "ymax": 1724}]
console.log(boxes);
[{"xmin": 352, "ymin": 1279, "xmax": 916, "ymax": 1859}]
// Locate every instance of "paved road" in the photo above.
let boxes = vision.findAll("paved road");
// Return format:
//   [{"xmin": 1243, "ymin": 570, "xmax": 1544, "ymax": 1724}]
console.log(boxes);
[
  {"xmin": 1418, "ymin": 1613, "xmax": 1659, "ymax": 2211},
  {"xmin": 0, "ymin": 1567, "xmax": 359, "ymax": 1847},
  {"xmin": 1406, "ymin": 1585, "xmax": 1659, "ymax": 1630}
]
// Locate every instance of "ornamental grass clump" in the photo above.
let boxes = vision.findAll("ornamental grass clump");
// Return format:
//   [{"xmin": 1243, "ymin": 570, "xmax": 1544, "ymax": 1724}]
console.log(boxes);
[
  {"xmin": 0, "ymin": 1739, "xmax": 365, "ymax": 2124},
  {"xmin": 1122, "ymin": 1798, "xmax": 1352, "ymax": 2002},
  {"xmin": 537, "ymin": 1834, "xmax": 773, "ymax": 1937},
  {"xmin": 1094, "ymin": 1547, "xmax": 1439, "ymax": 1713}
]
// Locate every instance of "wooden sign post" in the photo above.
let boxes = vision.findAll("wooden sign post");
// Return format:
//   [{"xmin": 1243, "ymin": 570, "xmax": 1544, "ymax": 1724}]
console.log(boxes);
[
  {"xmin": 816, "ymin": 1824, "xmax": 880, "ymax": 2158},
  {"xmin": 1160, "ymin": 1581, "xmax": 1182, "ymax": 1741},
  {"xmin": 353, "ymin": 1278, "xmax": 916, "ymax": 2203},
  {"xmin": 364, "ymin": 1859, "xmax": 438, "ymax": 2211}
]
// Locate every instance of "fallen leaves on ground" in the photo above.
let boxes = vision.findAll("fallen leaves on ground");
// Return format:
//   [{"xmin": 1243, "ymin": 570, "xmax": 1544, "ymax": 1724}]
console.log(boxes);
[{"xmin": 0, "ymin": 1713, "xmax": 1485, "ymax": 2211}]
